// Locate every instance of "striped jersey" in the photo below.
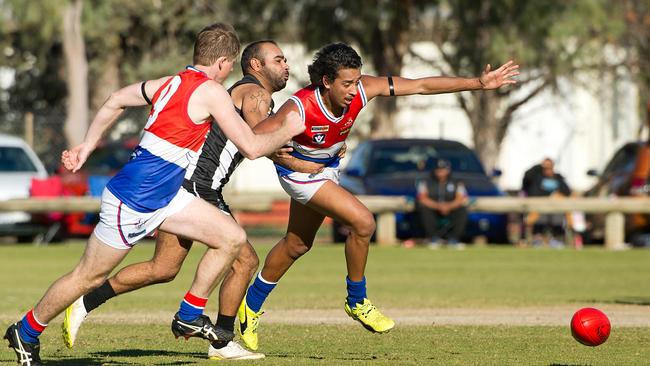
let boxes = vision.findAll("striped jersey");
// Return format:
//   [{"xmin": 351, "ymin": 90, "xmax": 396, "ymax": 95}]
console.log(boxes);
[
  {"xmin": 275, "ymin": 81, "xmax": 367, "ymax": 176},
  {"xmin": 106, "ymin": 66, "xmax": 211, "ymax": 212},
  {"xmin": 185, "ymin": 75, "xmax": 273, "ymax": 191}
]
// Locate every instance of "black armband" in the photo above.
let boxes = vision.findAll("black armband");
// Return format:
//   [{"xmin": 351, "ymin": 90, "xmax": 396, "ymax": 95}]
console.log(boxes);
[
  {"xmin": 141, "ymin": 81, "xmax": 152, "ymax": 105},
  {"xmin": 387, "ymin": 75, "xmax": 395, "ymax": 96}
]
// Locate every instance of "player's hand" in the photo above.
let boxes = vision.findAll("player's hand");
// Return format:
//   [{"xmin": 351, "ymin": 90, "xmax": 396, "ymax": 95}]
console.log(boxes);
[
  {"xmin": 273, "ymin": 146, "xmax": 294, "ymax": 159},
  {"xmin": 438, "ymin": 203, "xmax": 451, "ymax": 215},
  {"xmin": 294, "ymin": 160, "xmax": 325, "ymax": 174},
  {"xmin": 61, "ymin": 142, "xmax": 93, "ymax": 173},
  {"xmin": 479, "ymin": 60, "xmax": 519, "ymax": 89},
  {"xmin": 283, "ymin": 110, "xmax": 306, "ymax": 137},
  {"xmin": 337, "ymin": 143, "xmax": 347, "ymax": 158}
]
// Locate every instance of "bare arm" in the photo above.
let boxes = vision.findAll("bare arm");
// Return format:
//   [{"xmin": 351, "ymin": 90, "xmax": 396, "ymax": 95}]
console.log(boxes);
[
  {"xmin": 62, "ymin": 76, "xmax": 170, "ymax": 172},
  {"xmin": 199, "ymin": 81, "xmax": 304, "ymax": 160},
  {"xmin": 239, "ymin": 85, "xmax": 274, "ymax": 129},
  {"xmin": 361, "ymin": 60, "xmax": 520, "ymax": 101}
]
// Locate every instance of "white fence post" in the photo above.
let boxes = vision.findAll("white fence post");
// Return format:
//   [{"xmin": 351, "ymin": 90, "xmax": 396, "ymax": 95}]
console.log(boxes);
[{"xmin": 604, "ymin": 212, "xmax": 625, "ymax": 250}]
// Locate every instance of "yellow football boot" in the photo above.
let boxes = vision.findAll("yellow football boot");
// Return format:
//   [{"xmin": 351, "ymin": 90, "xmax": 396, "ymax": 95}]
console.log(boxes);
[
  {"xmin": 237, "ymin": 299, "xmax": 264, "ymax": 351},
  {"xmin": 344, "ymin": 298, "xmax": 395, "ymax": 333}
]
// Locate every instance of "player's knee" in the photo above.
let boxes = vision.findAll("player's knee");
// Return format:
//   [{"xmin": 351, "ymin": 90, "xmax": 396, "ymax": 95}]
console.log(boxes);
[
  {"xmin": 72, "ymin": 266, "xmax": 109, "ymax": 290},
  {"xmin": 241, "ymin": 248, "xmax": 260, "ymax": 273},
  {"xmin": 286, "ymin": 235, "xmax": 312, "ymax": 259},
  {"xmin": 79, "ymin": 273, "xmax": 109, "ymax": 292},
  {"xmin": 233, "ymin": 250, "xmax": 259, "ymax": 276},
  {"xmin": 351, "ymin": 212, "xmax": 376, "ymax": 238},
  {"xmin": 224, "ymin": 228, "xmax": 247, "ymax": 255}
]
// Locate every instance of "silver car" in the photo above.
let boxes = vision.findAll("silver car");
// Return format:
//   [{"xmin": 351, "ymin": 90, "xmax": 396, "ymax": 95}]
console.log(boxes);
[{"xmin": 0, "ymin": 133, "xmax": 48, "ymax": 239}]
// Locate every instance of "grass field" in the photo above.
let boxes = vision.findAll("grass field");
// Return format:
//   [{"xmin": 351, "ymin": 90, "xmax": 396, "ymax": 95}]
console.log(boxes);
[{"xmin": 1, "ymin": 241, "xmax": 649, "ymax": 365}]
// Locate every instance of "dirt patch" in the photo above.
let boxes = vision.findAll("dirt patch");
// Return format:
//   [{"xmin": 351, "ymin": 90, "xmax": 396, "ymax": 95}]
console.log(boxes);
[{"xmin": 2, "ymin": 304, "xmax": 647, "ymax": 327}]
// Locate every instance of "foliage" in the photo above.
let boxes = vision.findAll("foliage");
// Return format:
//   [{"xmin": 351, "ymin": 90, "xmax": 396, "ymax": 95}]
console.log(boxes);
[{"xmin": 0, "ymin": 0, "xmax": 646, "ymax": 159}]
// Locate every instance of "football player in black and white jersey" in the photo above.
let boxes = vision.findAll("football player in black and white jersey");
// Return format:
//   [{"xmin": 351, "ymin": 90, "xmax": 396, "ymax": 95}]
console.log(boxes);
[{"xmin": 61, "ymin": 40, "xmax": 323, "ymax": 360}]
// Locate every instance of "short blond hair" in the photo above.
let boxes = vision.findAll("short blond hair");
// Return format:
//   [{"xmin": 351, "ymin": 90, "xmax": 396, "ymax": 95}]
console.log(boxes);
[{"xmin": 193, "ymin": 23, "xmax": 240, "ymax": 66}]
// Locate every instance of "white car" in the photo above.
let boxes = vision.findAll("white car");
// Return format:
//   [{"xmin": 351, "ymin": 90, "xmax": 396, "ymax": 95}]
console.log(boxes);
[{"xmin": 0, "ymin": 133, "xmax": 48, "ymax": 239}]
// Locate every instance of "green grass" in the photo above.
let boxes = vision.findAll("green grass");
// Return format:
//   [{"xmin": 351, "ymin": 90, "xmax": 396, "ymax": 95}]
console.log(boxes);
[{"xmin": 1, "ymin": 242, "xmax": 650, "ymax": 365}]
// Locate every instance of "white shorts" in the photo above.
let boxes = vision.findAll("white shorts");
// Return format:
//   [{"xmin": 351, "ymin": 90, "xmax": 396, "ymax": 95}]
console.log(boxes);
[
  {"xmin": 93, "ymin": 187, "xmax": 195, "ymax": 250},
  {"xmin": 278, "ymin": 167, "xmax": 340, "ymax": 204}
]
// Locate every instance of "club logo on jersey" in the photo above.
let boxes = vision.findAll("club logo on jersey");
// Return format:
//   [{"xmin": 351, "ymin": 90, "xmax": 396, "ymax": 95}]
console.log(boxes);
[
  {"xmin": 312, "ymin": 133, "xmax": 326, "ymax": 145},
  {"xmin": 342, "ymin": 118, "xmax": 354, "ymax": 128},
  {"xmin": 339, "ymin": 127, "xmax": 351, "ymax": 135},
  {"xmin": 311, "ymin": 125, "xmax": 329, "ymax": 133}
]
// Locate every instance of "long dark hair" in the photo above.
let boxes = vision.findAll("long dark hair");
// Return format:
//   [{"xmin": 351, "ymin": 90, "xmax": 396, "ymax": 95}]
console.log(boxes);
[{"xmin": 307, "ymin": 43, "xmax": 362, "ymax": 86}]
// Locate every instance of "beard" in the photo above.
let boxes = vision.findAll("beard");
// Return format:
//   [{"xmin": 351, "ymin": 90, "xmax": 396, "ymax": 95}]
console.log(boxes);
[
  {"xmin": 263, "ymin": 68, "xmax": 288, "ymax": 92},
  {"xmin": 270, "ymin": 74, "xmax": 287, "ymax": 92}
]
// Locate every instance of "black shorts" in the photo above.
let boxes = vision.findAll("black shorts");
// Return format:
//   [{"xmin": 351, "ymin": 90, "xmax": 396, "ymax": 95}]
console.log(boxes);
[{"xmin": 182, "ymin": 179, "xmax": 232, "ymax": 215}]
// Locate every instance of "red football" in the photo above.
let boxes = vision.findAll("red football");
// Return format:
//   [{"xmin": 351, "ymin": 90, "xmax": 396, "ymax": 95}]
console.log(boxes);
[{"xmin": 571, "ymin": 308, "xmax": 611, "ymax": 346}]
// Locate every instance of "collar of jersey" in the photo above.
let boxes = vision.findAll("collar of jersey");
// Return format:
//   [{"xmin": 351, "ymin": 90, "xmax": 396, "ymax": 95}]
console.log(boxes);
[
  {"xmin": 186, "ymin": 65, "xmax": 208, "ymax": 76},
  {"xmin": 315, "ymin": 87, "xmax": 346, "ymax": 123}
]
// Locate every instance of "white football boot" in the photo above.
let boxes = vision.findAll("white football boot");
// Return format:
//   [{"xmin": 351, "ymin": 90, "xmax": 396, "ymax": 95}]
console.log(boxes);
[
  {"xmin": 62, "ymin": 297, "xmax": 88, "ymax": 348},
  {"xmin": 208, "ymin": 340, "xmax": 265, "ymax": 360}
]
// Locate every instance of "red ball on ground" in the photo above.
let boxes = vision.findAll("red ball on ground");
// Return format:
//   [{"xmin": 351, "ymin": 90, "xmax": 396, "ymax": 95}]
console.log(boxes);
[{"xmin": 571, "ymin": 307, "xmax": 611, "ymax": 346}]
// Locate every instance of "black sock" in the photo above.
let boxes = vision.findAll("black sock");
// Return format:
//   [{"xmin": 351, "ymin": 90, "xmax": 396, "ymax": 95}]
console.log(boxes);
[
  {"xmin": 216, "ymin": 313, "xmax": 236, "ymax": 332},
  {"xmin": 212, "ymin": 313, "xmax": 236, "ymax": 349},
  {"xmin": 82, "ymin": 281, "xmax": 117, "ymax": 313}
]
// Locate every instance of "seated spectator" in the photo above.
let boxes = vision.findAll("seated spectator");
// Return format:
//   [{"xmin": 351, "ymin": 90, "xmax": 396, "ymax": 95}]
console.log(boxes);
[
  {"xmin": 522, "ymin": 158, "xmax": 571, "ymax": 247},
  {"xmin": 416, "ymin": 159, "xmax": 469, "ymax": 249}
]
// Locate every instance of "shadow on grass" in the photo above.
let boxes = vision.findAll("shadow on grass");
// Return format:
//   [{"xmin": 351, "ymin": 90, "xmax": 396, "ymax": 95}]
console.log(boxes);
[
  {"xmin": 612, "ymin": 297, "xmax": 650, "ymax": 306},
  {"xmin": 270, "ymin": 353, "xmax": 378, "ymax": 361},
  {"xmin": 576, "ymin": 297, "xmax": 650, "ymax": 306},
  {"xmin": 37, "ymin": 357, "xmax": 105, "ymax": 366},
  {"xmin": 85, "ymin": 349, "xmax": 200, "ymax": 366}
]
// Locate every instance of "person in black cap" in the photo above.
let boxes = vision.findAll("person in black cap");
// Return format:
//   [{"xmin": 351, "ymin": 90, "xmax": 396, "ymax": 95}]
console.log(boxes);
[{"xmin": 415, "ymin": 158, "xmax": 469, "ymax": 248}]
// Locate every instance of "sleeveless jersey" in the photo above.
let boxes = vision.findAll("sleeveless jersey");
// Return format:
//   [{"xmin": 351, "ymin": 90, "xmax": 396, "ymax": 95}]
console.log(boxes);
[
  {"xmin": 106, "ymin": 66, "xmax": 212, "ymax": 212},
  {"xmin": 185, "ymin": 74, "xmax": 273, "ymax": 191},
  {"xmin": 275, "ymin": 81, "xmax": 367, "ymax": 176}
]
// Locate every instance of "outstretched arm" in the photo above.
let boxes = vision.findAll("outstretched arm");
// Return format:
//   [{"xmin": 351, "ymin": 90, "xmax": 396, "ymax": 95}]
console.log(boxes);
[
  {"xmin": 62, "ymin": 76, "xmax": 170, "ymax": 172},
  {"xmin": 361, "ymin": 60, "xmax": 519, "ymax": 101}
]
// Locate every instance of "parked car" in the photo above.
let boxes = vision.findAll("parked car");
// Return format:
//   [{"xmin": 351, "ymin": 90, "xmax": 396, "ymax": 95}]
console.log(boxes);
[
  {"xmin": 56, "ymin": 138, "xmax": 138, "ymax": 236},
  {"xmin": 0, "ymin": 133, "xmax": 49, "ymax": 240},
  {"xmin": 584, "ymin": 141, "xmax": 650, "ymax": 245},
  {"xmin": 335, "ymin": 138, "xmax": 508, "ymax": 243}
]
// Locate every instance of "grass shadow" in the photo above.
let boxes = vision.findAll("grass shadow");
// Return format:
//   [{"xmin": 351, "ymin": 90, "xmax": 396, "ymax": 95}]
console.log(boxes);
[
  {"xmin": 86, "ymin": 349, "xmax": 199, "ymax": 364},
  {"xmin": 269, "ymin": 353, "xmax": 381, "ymax": 361},
  {"xmin": 575, "ymin": 297, "xmax": 650, "ymax": 306},
  {"xmin": 91, "ymin": 349, "xmax": 203, "ymax": 358},
  {"xmin": 612, "ymin": 297, "xmax": 650, "ymax": 306},
  {"xmin": 36, "ymin": 358, "xmax": 106, "ymax": 366}
]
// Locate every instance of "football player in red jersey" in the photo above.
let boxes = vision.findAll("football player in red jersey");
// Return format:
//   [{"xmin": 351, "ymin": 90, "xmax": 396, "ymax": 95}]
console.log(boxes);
[{"xmin": 237, "ymin": 43, "xmax": 519, "ymax": 350}]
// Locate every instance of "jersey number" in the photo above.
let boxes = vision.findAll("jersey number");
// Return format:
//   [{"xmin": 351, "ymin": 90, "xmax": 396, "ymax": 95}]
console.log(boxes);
[{"xmin": 144, "ymin": 76, "xmax": 182, "ymax": 130}]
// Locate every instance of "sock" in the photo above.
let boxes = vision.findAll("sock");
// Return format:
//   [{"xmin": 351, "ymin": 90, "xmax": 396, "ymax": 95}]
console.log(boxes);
[
  {"xmin": 19, "ymin": 310, "xmax": 47, "ymax": 344},
  {"xmin": 177, "ymin": 292, "xmax": 208, "ymax": 322},
  {"xmin": 212, "ymin": 313, "xmax": 237, "ymax": 349},
  {"xmin": 216, "ymin": 313, "xmax": 236, "ymax": 333},
  {"xmin": 83, "ymin": 280, "xmax": 117, "ymax": 313},
  {"xmin": 346, "ymin": 276, "xmax": 367, "ymax": 308},
  {"xmin": 245, "ymin": 272, "xmax": 277, "ymax": 313}
]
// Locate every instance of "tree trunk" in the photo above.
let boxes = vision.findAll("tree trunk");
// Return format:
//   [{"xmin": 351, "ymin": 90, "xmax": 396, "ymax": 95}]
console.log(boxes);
[
  {"xmin": 91, "ymin": 50, "xmax": 121, "ymax": 117},
  {"xmin": 62, "ymin": 0, "xmax": 88, "ymax": 147},
  {"xmin": 468, "ymin": 92, "xmax": 505, "ymax": 172},
  {"xmin": 366, "ymin": 3, "xmax": 410, "ymax": 138},
  {"xmin": 369, "ymin": 98, "xmax": 398, "ymax": 138}
]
